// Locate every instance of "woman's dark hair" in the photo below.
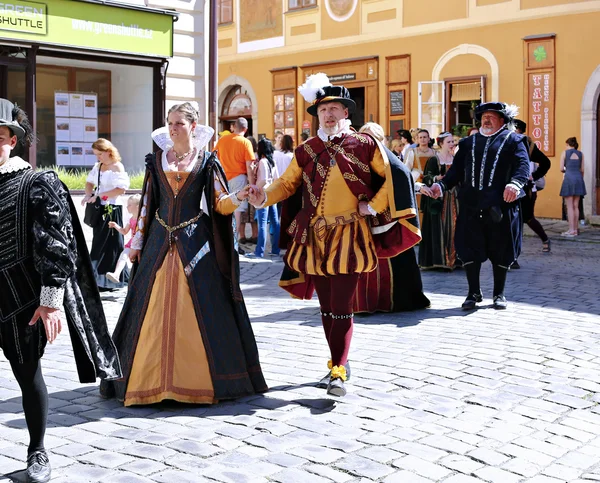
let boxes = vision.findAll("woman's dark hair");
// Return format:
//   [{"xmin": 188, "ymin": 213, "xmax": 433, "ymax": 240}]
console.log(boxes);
[
  {"xmin": 397, "ymin": 129, "xmax": 413, "ymax": 144},
  {"xmin": 280, "ymin": 134, "xmax": 294, "ymax": 153},
  {"xmin": 566, "ymin": 137, "xmax": 579, "ymax": 150},
  {"xmin": 417, "ymin": 129, "xmax": 430, "ymax": 137},
  {"xmin": 436, "ymin": 132, "xmax": 453, "ymax": 148},
  {"xmin": 247, "ymin": 135, "xmax": 258, "ymax": 153},
  {"xmin": 257, "ymin": 138, "xmax": 275, "ymax": 168},
  {"xmin": 11, "ymin": 104, "xmax": 34, "ymax": 157}
]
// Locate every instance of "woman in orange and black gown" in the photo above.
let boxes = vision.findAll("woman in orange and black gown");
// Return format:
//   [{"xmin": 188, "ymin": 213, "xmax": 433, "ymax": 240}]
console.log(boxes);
[
  {"xmin": 353, "ymin": 123, "xmax": 430, "ymax": 313},
  {"xmin": 100, "ymin": 103, "xmax": 267, "ymax": 405}
]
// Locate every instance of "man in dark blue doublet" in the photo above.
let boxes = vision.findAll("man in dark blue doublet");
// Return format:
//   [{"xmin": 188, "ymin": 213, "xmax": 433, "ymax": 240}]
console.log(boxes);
[{"xmin": 427, "ymin": 102, "xmax": 530, "ymax": 310}]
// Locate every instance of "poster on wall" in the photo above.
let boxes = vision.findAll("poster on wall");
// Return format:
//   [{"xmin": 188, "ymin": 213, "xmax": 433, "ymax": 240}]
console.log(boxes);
[
  {"xmin": 69, "ymin": 94, "xmax": 84, "ymax": 118},
  {"xmin": 55, "ymin": 118, "xmax": 70, "ymax": 142},
  {"xmin": 85, "ymin": 145, "xmax": 97, "ymax": 166},
  {"xmin": 70, "ymin": 144, "xmax": 85, "ymax": 165},
  {"xmin": 55, "ymin": 93, "xmax": 70, "ymax": 117},
  {"xmin": 55, "ymin": 91, "xmax": 99, "ymax": 166},
  {"xmin": 70, "ymin": 118, "xmax": 85, "ymax": 142},
  {"xmin": 83, "ymin": 94, "xmax": 98, "ymax": 119},
  {"xmin": 56, "ymin": 144, "xmax": 70, "ymax": 166},
  {"xmin": 84, "ymin": 119, "xmax": 98, "ymax": 142}
]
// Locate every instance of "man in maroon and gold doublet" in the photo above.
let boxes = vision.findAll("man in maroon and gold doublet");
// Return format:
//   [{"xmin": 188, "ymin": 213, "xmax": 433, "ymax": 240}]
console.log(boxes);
[{"xmin": 249, "ymin": 77, "xmax": 420, "ymax": 396}]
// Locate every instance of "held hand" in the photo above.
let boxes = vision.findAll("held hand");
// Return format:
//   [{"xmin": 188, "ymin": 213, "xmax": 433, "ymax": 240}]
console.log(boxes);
[
  {"xmin": 422, "ymin": 183, "xmax": 442, "ymax": 199},
  {"xmin": 108, "ymin": 221, "xmax": 119, "ymax": 230},
  {"xmin": 358, "ymin": 201, "xmax": 372, "ymax": 216},
  {"xmin": 236, "ymin": 185, "xmax": 250, "ymax": 201},
  {"xmin": 248, "ymin": 185, "xmax": 266, "ymax": 207},
  {"xmin": 503, "ymin": 185, "xmax": 520, "ymax": 203},
  {"xmin": 129, "ymin": 248, "xmax": 141, "ymax": 264},
  {"xmin": 29, "ymin": 306, "xmax": 62, "ymax": 344},
  {"xmin": 86, "ymin": 195, "xmax": 98, "ymax": 204},
  {"xmin": 419, "ymin": 185, "xmax": 434, "ymax": 197}
]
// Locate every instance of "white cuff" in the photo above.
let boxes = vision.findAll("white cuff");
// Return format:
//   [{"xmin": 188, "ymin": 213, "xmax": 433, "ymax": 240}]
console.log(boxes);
[
  {"xmin": 507, "ymin": 181, "xmax": 523, "ymax": 191},
  {"xmin": 229, "ymin": 192, "xmax": 243, "ymax": 206},
  {"xmin": 415, "ymin": 182, "xmax": 424, "ymax": 193},
  {"xmin": 366, "ymin": 203, "xmax": 378, "ymax": 216},
  {"xmin": 40, "ymin": 286, "xmax": 64, "ymax": 310}
]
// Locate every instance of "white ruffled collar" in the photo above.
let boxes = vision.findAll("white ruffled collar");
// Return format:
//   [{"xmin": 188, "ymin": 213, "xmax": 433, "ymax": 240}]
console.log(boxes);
[
  {"xmin": 479, "ymin": 125, "xmax": 507, "ymax": 138},
  {"xmin": 0, "ymin": 156, "xmax": 31, "ymax": 174},
  {"xmin": 151, "ymin": 124, "xmax": 215, "ymax": 152},
  {"xmin": 317, "ymin": 119, "xmax": 353, "ymax": 142}
]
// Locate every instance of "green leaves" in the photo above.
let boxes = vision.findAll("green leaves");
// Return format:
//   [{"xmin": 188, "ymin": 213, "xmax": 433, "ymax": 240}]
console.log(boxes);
[{"xmin": 534, "ymin": 46, "xmax": 547, "ymax": 62}]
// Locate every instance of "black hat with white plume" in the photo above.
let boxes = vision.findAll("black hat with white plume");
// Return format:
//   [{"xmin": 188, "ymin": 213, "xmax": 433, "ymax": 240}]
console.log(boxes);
[{"xmin": 298, "ymin": 73, "xmax": 356, "ymax": 117}]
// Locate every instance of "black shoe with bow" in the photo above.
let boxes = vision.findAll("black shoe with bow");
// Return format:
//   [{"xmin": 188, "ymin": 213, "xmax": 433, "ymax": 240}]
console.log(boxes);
[
  {"xmin": 26, "ymin": 450, "xmax": 51, "ymax": 483},
  {"xmin": 461, "ymin": 292, "xmax": 483, "ymax": 311}
]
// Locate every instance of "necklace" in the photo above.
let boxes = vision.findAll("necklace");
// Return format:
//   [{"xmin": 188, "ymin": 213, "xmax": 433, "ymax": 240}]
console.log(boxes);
[{"xmin": 173, "ymin": 149, "xmax": 192, "ymax": 161}]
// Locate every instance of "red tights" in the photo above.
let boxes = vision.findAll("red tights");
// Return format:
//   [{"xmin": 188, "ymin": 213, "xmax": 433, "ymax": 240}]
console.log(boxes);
[{"xmin": 312, "ymin": 273, "xmax": 359, "ymax": 367}]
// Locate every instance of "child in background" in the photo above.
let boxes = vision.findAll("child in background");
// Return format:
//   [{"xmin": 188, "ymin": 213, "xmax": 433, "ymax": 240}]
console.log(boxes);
[{"xmin": 106, "ymin": 194, "xmax": 141, "ymax": 283}]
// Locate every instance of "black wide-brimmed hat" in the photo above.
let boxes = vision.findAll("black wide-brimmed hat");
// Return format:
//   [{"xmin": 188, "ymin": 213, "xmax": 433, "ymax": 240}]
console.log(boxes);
[
  {"xmin": 306, "ymin": 85, "xmax": 356, "ymax": 117},
  {"xmin": 474, "ymin": 102, "xmax": 519, "ymax": 124},
  {"xmin": 298, "ymin": 73, "xmax": 356, "ymax": 117},
  {"xmin": 0, "ymin": 99, "xmax": 25, "ymax": 139},
  {"xmin": 513, "ymin": 119, "xmax": 527, "ymax": 132}
]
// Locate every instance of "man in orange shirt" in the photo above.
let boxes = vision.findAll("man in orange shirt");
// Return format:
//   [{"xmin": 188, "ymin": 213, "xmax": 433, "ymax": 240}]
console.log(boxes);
[{"xmin": 216, "ymin": 117, "xmax": 255, "ymax": 250}]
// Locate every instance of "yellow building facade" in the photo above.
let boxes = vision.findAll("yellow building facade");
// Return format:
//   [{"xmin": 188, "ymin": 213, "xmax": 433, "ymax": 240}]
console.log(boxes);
[{"xmin": 218, "ymin": 0, "xmax": 600, "ymax": 220}]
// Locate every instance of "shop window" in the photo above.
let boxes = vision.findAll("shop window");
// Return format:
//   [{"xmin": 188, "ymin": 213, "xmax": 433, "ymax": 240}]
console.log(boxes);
[
  {"xmin": 35, "ymin": 58, "xmax": 153, "ymax": 172},
  {"xmin": 273, "ymin": 92, "xmax": 296, "ymax": 141},
  {"xmin": 36, "ymin": 65, "xmax": 110, "ymax": 169},
  {"xmin": 418, "ymin": 81, "xmax": 445, "ymax": 139},
  {"xmin": 447, "ymin": 77, "xmax": 485, "ymax": 137},
  {"xmin": 217, "ymin": 0, "xmax": 233, "ymax": 25},
  {"xmin": 288, "ymin": 0, "xmax": 317, "ymax": 10}
]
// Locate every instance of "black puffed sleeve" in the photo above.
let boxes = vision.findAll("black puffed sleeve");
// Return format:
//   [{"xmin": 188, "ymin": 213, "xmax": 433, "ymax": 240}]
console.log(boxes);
[{"xmin": 29, "ymin": 171, "xmax": 77, "ymax": 309}]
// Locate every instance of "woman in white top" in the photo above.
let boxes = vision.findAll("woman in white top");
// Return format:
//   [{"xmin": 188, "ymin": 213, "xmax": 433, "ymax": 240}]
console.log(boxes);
[
  {"xmin": 273, "ymin": 134, "xmax": 294, "ymax": 177},
  {"xmin": 83, "ymin": 138, "xmax": 130, "ymax": 289},
  {"xmin": 250, "ymin": 138, "xmax": 280, "ymax": 258}
]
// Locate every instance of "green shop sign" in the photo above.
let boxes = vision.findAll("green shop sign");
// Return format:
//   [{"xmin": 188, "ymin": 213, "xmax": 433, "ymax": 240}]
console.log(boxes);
[{"xmin": 0, "ymin": 0, "xmax": 174, "ymax": 57}]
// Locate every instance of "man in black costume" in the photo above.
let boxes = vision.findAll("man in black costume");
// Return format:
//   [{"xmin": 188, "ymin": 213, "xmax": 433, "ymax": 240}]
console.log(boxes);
[
  {"xmin": 513, "ymin": 118, "xmax": 552, "ymax": 255},
  {"xmin": 0, "ymin": 99, "xmax": 121, "ymax": 482},
  {"xmin": 426, "ymin": 102, "xmax": 530, "ymax": 310}
]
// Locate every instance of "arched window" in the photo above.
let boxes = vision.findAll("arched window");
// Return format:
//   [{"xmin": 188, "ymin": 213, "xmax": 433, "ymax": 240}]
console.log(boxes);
[{"xmin": 221, "ymin": 85, "xmax": 252, "ymax": 117}]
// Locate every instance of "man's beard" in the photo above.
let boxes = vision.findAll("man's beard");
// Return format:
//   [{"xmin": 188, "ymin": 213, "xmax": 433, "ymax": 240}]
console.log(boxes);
[
  {"xmin": 321, "ymin": 119, "xmax": 345, "ymax": 136},
  {"xmin": 480, "ymin": 125, "xmax": 496, "ymax": 135}
]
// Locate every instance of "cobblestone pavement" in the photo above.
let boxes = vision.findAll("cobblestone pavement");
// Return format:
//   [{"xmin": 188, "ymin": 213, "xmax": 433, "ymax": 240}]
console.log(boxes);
[{"xmin": 1, "ymin": 222, "xmax": 600, "ymax": 483}]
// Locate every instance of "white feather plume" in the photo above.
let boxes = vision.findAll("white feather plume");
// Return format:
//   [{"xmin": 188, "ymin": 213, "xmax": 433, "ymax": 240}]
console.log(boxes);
[
  {"xmin": 503, "ymin": 103, "xmax": 520, "ymax": 120},
  {"xmin": 298, "ymin": 73, "xmax": 332, "ymax": 104}
]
